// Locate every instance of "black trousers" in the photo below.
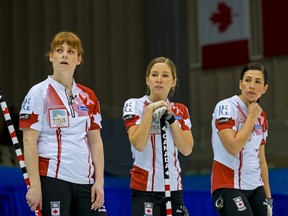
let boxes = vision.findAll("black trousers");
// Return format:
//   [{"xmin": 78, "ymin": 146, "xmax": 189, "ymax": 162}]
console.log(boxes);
[
  {"xmin": 212, "ymin": 186, "xmax": 267, "ymax": 216},
  {"xmin": 40, "ymin": 176, "xmax": 107, "ymax": 216},
  {"xmin": 131, "ymin": 189, "xmax": 188, "ymax": 216}
]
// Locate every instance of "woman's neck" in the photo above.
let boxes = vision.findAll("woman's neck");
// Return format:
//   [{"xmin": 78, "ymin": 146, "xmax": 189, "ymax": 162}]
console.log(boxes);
[
  {"xmin": 238, "ymin": 94, "xmax": 250, "ymax": 107},
  {"xmin": 148, "ymin": 95, "xmax": 166, "ymax": 102},
  {"xmin": 51, "ymin": 74, "xmax": 73, "ymax": 90}
]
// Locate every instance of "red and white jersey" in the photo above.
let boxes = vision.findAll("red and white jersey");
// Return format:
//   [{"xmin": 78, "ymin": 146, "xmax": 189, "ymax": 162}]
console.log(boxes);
[
  {"xmin": 19, "ymin": 76, "xmax": 102, "ymax": 184},
  {"xmin": 123, "ymin": 95, "xmax": 192, "ymax": 192},
  {"xmin": 211, "ymin": 95, "xmax": 268, "ymax": 193}
]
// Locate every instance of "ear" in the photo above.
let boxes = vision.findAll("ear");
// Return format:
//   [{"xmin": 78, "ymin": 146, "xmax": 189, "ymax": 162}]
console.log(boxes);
[
  {"xmin": 172, "ymin": 78, "xmax": 177, "ymax": 88},
  {"xmin": 49, "ymin": 52, "xmax": 53, "ymax": 62},
  {"xmin": 77, "ymin": 56, "xmax": 82, "ymax": 65},
  {"xmin": 262, "ymin": 84, "xmax": 268, "ymax": 94},
  {"xmin": 239, "ymin": 80, "xmax": 242, "ymax": 90},
  {"xmin": 146, "ymin": 76, "xmax": 149, "ymax": 86}
]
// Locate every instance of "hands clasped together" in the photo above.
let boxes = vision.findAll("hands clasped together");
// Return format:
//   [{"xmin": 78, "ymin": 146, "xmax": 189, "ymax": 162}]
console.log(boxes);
[{"xmin": 150, "ymin": 101, "xmax": 176, "ymax": 125}]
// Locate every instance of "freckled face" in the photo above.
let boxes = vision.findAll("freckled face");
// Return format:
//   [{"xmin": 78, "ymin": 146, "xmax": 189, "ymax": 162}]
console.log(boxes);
[
  {"xmin": 239, "ymin": 70, "xmax": 268, "ymax": 103},
  {"xmin": 49, "ymin": 42, "xmax": 81, "ymax": 74}
]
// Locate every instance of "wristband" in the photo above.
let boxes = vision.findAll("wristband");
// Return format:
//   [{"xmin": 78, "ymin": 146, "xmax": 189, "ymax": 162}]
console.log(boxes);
[{"xmin": 165, "ymin": 113, "xmax": 176, "ymax": 125}]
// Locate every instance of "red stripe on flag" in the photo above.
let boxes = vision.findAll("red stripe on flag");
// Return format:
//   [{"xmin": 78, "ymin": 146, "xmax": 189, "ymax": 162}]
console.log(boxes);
[
  {"xmin": 202, "ymin": 39, "xmax": 249, "ymax": 70},
  {"xmin": 262, "ymin": 0, "xmax": 288, "ymax": 57}
]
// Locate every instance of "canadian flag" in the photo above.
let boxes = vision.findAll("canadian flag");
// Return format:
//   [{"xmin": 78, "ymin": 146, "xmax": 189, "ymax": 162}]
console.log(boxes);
[{"xmin": 198, "ymin": 0, "xmax": 250, "ymax": 69}]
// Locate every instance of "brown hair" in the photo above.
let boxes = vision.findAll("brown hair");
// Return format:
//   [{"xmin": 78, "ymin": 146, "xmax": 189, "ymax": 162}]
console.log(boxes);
[{"xmin": 48, "ymin": 31, "xmax": 83, "ymax": 58}]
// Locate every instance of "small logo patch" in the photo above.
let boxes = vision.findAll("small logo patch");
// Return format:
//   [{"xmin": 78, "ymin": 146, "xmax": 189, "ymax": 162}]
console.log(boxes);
[
  {"xmin": 77, "ymin": 105, "xmax": 89, "ymax": 112},
  {"xmin": 217, "ymin": 117, "xmax": 230, "ymax": 124},
  {"xmin": 49, "ymin": 108, "xmax": 69, "ymax": 128},
  {"xmin": 20, "ymin": 114, "xmax": 30, "ymax": 120},
  {"xmin": 123, "ymin": 114, "xmax": 134, "ymax": 121},
  {"xmin": 175, "ymin": 115, "xmax": 181, "ymax": 120},
  {"xmin": 233, "ymin": 196, "xmax": 246, "ymax": 211},
  {"xmin": 144, "ymin": 202, "xmax": 153, "ymax": 216},
  {"xmin": 51, "ymin": 201, "xmax": 60, "ymax": 216},
  {"xmin": 256, "ymin": 124, "xmax": 262, "ymax": 129},
  {"xmin": 150, "ymin": 122, "xmax": 161, "ymax": 134}
]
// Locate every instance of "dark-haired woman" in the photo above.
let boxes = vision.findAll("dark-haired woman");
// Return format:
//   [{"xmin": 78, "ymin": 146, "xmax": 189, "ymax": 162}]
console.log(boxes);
[{"xmin": 211, "ymin": 62, "xmax": 272, "ymax": 216}]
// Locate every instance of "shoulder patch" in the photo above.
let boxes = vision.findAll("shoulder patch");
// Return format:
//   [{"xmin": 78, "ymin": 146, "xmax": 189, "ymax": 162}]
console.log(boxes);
[
  {"xmin": 123, "ymin": 99, "xmax": 136, "ymax": 115},
  {"xmin": 216, "ymin": 103, "xmax": 231, "ymax": 118},
  {"xmin": 20, "ymin": 96, "xmax": 35, "ymax": 114}
]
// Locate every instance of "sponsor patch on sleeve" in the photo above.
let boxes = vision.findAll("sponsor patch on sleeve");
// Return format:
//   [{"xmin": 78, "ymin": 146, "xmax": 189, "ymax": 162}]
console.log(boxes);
[
  {"xmin": 217, "ymin": 117, "xmax": 230, "ymax": 124},
  {"xmin": 19, "ymin": 113, "xmax": 30, "ymax": 120},
  {"xmin": 123, "ymin": 114, "xmax": 134, "ymax": 121}
]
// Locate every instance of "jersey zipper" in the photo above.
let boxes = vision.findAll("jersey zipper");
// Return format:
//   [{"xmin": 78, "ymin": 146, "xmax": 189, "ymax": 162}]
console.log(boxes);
[{"xmin": 66, "ymin": 89, "xmax": 76, "ymax": 118}]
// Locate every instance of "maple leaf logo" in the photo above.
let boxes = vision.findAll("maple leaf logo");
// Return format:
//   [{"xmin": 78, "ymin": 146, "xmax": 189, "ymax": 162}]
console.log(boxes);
[{"xmin": 210, "ymin": 2, "xmax": 232, "ymax": 32}]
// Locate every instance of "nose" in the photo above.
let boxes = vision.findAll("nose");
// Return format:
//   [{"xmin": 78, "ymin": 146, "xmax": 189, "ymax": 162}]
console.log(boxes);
[
  {"xmin": 62, "ymin": 52, "xmax": 68, "ymax": 59},
  {"xmin": 249, "ymin": 82, "xmax": 255, "ymax": 89},
  {"xmin": 156, "ymin": 75, "xmax": 162, "ymax": 83}
]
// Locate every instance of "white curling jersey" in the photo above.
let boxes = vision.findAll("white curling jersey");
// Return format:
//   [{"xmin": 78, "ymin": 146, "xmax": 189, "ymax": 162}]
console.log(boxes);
[
  {"xmin": 123, "ymin": 95, "xmax": 192, "ymax": 192},
  {"xmin": 211, "ymin": 95, "xmax": 268, "ymax": 193},
  {"xmin": 19, "ymin": 76, "xmax": 102, "ymax": 184}
]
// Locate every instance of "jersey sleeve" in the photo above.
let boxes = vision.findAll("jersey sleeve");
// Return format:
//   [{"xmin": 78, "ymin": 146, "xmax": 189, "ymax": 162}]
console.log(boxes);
[
  {"xmin": 122, "ymin": 98, "xmax": 141, "ymax": 130},
  {"xmin": 90, "ymin": 97, "xmax": 102, "ymax": 130},
  {"xmin": 260, "ymin": 111, "xmax": 268, "ymax": 145},
  {"xmin": 77, "ymin": 84, "xmax": 102, "ymax": 130},
  {"xmin": 19, "ymin": 87, "xmax": 44, "ymax": 131},
  {"xmin": 214, "ymin": 101, "xmax": 236, "ymax": 132},
  {"xmin": 172, "ymin": 103, "xmax": 192, "ymax": 130}
]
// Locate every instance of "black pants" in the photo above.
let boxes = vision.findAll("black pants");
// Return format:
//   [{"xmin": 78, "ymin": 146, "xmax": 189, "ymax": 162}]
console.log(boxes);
[
  {"xmin": 41, "ymin": 176, "xmax": 107, "ymax": 216},
  {"xmin": 131, "ymin": 189, "xmax": 188, "ymax": 216},
  {"xmin": 212, "ymin": 186, "xmax": 267, "ymax": 216}
]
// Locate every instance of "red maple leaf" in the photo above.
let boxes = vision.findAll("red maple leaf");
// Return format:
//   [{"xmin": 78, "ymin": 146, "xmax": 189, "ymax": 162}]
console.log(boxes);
[
  {"xmin": 19, "ymin": 112, "xmax": 39, "ymax": 128},
  {"xmin": 210, "ymin": 2, "xmax": 232, "ymax": 32}
]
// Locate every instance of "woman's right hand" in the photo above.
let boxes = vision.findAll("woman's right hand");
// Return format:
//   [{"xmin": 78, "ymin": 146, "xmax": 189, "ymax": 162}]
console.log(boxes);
[
  {"xmin": 147, "ymin": 100, "xmax": 167, "ymax": 111},
  {"xmin": 147, "ymin": 100, "xmax": 170, "ymax": 121},
  {"xmin": 248, "ymin": 102, "xmax": 262, "ymax": 119}
]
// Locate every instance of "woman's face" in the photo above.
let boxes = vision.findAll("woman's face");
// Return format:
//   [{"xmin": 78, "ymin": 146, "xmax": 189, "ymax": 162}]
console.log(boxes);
[
  {"xmin": 146, "ymin": 62, "xmax": 176, "ymax": 101},
  {"xmin": 239, "ymin": 69, "xmax": 268, "ymax": 103},
  {"xmin": 49, "ymin": 42, "xmax": 81, "ymax": 74}
]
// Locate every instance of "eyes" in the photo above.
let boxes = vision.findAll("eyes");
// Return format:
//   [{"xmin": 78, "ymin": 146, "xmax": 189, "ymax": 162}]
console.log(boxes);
[
  {"xmin": 150, "ymin": 72, "xmax": 171, "ymax": 78},
  {"xmin": 244, "ymin": 77, "xmax": 263, "ymax": 85},
  {"xmin": 55, "ymin": 47, "xmax": 77, "ymax": 55}
]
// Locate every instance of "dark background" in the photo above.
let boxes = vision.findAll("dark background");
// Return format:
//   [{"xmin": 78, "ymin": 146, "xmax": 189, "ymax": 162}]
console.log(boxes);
[{"xmin": 0, "ymin": 0, "xmax": 287, "ymax": 177}]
